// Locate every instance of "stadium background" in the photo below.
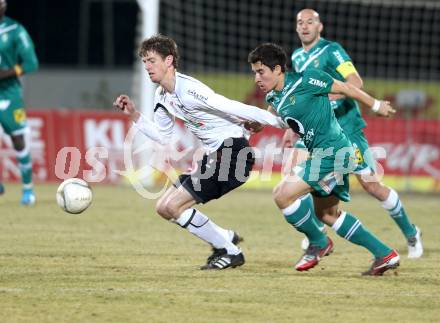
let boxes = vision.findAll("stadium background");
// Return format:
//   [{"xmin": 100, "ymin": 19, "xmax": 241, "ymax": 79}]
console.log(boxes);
[
  {"xmin": 1, "ymin": 2, "xmax": 440, "ymax": 322},
  {"xmin": 1, "ymin": 0, "xmax": 440, "ymax": 192}
]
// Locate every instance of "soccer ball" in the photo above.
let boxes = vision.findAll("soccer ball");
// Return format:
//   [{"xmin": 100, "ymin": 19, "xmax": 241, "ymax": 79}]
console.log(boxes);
[{"xmin": 56, "ymin": 178, "xmax": 93, "ymax": 214}]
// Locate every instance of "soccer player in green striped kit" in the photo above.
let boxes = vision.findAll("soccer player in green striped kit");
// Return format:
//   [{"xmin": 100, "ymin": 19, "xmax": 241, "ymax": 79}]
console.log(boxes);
[
  {"xmin": 0, "ymin": 0, "xmax": 38, "ymax": 205},
  {"xmin": 248, "ymin": 43, "xmax": 400, "ymax": 275},
  {"xmin": 285, "ymin": 9, "xmax": 422, "ymax": 259}
]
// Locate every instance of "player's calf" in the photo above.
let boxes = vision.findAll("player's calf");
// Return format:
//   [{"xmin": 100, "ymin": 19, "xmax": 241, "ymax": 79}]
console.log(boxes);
[{"xmin": 301, "ymin": 225, "xmax": 327, "ymax": 251}]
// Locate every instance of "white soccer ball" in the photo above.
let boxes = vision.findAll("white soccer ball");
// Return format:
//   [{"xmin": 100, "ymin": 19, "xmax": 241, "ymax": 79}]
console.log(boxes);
[{"xmin": 56, "ymin": 178, "xmax": 93, "ymax": 214}]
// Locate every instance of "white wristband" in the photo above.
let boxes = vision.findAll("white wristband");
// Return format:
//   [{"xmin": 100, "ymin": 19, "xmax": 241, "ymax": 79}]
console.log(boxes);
[{"xmin": 372, "ymin": 100, "xmax": 381, "ymax": 112}]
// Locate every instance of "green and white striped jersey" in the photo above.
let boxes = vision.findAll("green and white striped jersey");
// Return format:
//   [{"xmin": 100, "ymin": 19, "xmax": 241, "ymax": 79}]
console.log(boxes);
[
  {"xmin": 291, "ymin": 38, "xmax": 366, "ymax": 135},
  {"xmin": 266, "ymin": 70, "xmax": 350, "ymax": 153},
  {"xmin": 0, "ymin": 16, "xmax": 38, "ymax": 100}
]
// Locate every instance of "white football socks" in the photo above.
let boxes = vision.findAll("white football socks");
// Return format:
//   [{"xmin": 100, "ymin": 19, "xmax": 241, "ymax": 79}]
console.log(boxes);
[
  {"xmin": 381, "ymin": 188, "xmax": 399, "ymax": 211},
  {"xmin": 175, "ymin": 208, "xmax": 240, "ymax": 255}
]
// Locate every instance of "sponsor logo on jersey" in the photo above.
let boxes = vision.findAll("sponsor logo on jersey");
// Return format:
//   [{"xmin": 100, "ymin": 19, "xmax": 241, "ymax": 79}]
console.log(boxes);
[
  {"xmin": 308, "ymin": 78, "xmax": 327, "ymax": 88},
  {"xmin": 289, "ymin": 95, "xmax": 296, "ymax": 104},
  {"xmin": 187, "ymin": 89, "xmax": 208, "ymax": 102},
  {"xmin": 304, "ymin": 128, "xmax": 315, "ymax": 146},
  {"xmin": 13, "ymin": 108, "xmax": 26, "ymax": 124},
  {"xmin": 184, "ymin": 120, "xmax": 205, "ymax": 129},
  {"xmin": 182, "ymin": 113, "xmax": 206, "ymax": 129},
  {"xmin": 313, "ymin": 59, "xmax": 320, "ymax": 68},
  {"xmin": 352, "ymin": 143, "xmax": 364, "ymax": 164},
  {"xmin": 332, "ymin": 50, "xmax": 345, "ymax": 64}
]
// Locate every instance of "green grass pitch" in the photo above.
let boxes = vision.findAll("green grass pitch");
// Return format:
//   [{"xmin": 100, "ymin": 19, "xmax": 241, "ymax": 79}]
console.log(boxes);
[{"xmin": 0, "ymin": 183, "xmax": 439, "ymax": 322}]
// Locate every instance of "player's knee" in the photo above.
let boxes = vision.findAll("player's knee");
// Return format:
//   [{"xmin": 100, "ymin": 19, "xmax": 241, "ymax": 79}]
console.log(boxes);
[
  {"xmin": 272, "ymin": 184, "xmax": 281, "ymax": 201},
  {"xmin": 273, "ymin": 184, "xmax": 287, "ymax": 207},
  {"xmin": 155, "ymin": 200, "xmax": 172, "ymax": 220},
  {"xmin": 360, "ymin": 179, "xmax": 382, "ymax": 197},
  {"xmin": 162, "ymin": 199, "xmax": 182, "ymax": 219}
]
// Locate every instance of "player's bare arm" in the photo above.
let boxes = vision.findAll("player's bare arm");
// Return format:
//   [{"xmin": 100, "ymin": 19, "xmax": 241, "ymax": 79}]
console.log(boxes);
[
  {"xmin": 0, "ymin": 66, "xmax": 22, "ymax": 80},
  {"xmin": 281, "ymin": 128, "xmax": 297, "ymax": 148},
  {"xmin": 328, "ymin": 72, "xmax": 363, "ymax": 101},
  {"xmin": 330, "ymin": 80, "xmax": 395, "ymax": 117},
  {"xmin": 278, "ymin": 100, "xmax": 299, "ymax": 148}
]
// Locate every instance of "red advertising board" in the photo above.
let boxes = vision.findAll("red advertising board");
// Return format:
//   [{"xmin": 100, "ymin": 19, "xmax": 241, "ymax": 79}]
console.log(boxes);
[
  {"xmin": 0, "ymin": 110, "xmax": 132, "ymax": 183},
  {"xmin": 363, "ymin": 117, "xmax": 440, "ymax": 179},
  {"xmin": 248, "ymin": 116, "xmax": 440, "ymax": 181}
]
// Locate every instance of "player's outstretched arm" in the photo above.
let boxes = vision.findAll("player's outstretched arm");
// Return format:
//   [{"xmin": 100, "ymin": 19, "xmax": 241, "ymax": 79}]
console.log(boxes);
[
  {"xmin": 328, "ymin": 72, "xmax": 363, "ymax": 101},
  {"xmin": 242, "ymin": 105, "xmax": 275, "ymax": 134},
  {"xmin": 113, "ymin": 94, "xmax": 174, "ymax": 145},
  {"xmin": 330, "ymin": 80, "xmax": 396, "ymax": 117},
  {"xmin": 211, "ymin": 93, "xmax": 286, "ymax": 128},
  {"xmin": 113, "ymin": 94, "xmax": 141, "ymax": 122},
  {"xmin": 281, "ymin": 128, "xmax": 299, "ymax": 148},
  {"xmin": 0, "ymin": 69, "xmax": 18, "ymax": 80}
]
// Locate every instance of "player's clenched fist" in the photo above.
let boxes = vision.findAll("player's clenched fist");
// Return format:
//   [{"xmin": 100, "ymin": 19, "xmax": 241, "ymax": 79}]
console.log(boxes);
[
  {"xmin": 113, "ymin": 94, "xmax": 140, "ymax": 122},
  {"xmin": 113, "ymin": 94, "xmax": 132, "ymax": 111}
]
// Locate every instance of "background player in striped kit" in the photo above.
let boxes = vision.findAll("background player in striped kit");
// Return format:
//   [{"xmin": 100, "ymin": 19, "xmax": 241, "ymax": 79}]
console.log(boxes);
[{"xmin": 285, "ymin": 9, "xmax": 422, "ymax": 259}]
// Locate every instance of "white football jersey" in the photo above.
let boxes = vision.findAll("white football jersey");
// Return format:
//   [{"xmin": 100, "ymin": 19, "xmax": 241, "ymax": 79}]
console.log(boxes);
[{"xmin": 134, "ymin": 72, "xmax": 284, "ymax": 152}]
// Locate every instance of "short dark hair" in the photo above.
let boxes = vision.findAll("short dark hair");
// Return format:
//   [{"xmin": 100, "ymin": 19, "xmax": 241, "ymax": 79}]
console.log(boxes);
[
  {"xmin": 248, "ymin": 43, "xmax": 287, "ymax": 72},
  {"xmin": 138, "ymin": 34, "xmax": 179, "ymax": 68}
]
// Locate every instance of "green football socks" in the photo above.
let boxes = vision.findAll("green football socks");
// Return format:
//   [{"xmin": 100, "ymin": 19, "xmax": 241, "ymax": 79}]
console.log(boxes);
[
  {"xmin": 332, "ymin": 211, "xmax": 392, "ymax": 258},
  {"xmin": 16, "ymin": 148, "xmax": 33, "ymax": 188},
  {"xmin": 282, "ymin": 194, "xmax": 328, "ymax": 249}
]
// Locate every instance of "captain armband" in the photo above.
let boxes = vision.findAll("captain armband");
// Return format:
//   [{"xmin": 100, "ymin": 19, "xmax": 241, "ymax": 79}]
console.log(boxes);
[
  {"xmin": 336, "ymin": 61, "xmax": 358, "ymax": 79},
  {"xmin": 14, "ymin": 65, "xmax": 23, "ymax": 76}
]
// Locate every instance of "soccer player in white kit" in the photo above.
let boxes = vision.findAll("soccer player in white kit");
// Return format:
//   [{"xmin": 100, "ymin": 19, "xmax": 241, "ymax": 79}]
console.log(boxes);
[{"xmin": 114, "ymin": 35, "xmax": 284, "ymax": 270}]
